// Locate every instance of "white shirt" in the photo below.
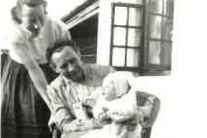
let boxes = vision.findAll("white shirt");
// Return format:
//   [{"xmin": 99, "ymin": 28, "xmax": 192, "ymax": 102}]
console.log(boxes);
[{"xmin": 4, "ymin": 16, "xmax": 71, "ymax": 64}]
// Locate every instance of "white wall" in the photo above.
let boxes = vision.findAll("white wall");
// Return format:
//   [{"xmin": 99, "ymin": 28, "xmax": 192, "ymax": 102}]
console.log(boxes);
[
  {"xmin": 127, "ymin": 0, "xmax": 207, "ymax": 138},
  {"xmin": 98, "ymin": 0, "xmax": 207, "ymax": 138}
]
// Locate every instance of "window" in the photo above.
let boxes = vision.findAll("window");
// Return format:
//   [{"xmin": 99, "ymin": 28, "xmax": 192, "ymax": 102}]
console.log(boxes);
[
  {"xmin": 110, "ymin": 3, "xmax": 144, "ymax": 72},
  {"xmin": 144, "ymin": 0, "xmax": 173, "ymax": 74},
  {"xmin": 110, "ymin": 0, "xmax": 174, "ymax": 75}
]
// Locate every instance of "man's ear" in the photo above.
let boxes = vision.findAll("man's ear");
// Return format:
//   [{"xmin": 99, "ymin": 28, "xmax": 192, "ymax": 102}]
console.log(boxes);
[
  {"xmin": 77, "ymin": 51, "xmax": 81, "ymax": 57},
  {"xmin": 49, "ymin": 63, "xmax": 58, "ymax": 73},
  {"xmin": 74, "ymin": 46, "xmax": 81, "ymax": 56}
]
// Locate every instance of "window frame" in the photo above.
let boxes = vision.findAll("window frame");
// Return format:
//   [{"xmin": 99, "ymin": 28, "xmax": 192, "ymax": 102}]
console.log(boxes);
[
  {"xmin": 143, "ymin": 0, "xmax": 173, "ymax": 75},
  {"xmin": 109, "ymin": 2, "xmax": 145, "ymax": 72},
  {"xmin": 110, "ymin": 1, "xmax": 174, "ymax": 75}
]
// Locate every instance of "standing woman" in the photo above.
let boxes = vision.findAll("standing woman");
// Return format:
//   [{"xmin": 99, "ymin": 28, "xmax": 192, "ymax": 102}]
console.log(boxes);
[{"xmin": 1, "ymin": 0, "xmax": 71, "ymax": 138}]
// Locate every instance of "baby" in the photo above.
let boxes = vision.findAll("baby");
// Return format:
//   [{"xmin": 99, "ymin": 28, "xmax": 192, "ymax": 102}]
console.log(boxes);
[
  {"xmin": 93, "ymin": 73, "xmax": 141, "ymax": 138},
  {"xmin": 81, "ymin": 73, "xmax": 155, "ymax": 138}
]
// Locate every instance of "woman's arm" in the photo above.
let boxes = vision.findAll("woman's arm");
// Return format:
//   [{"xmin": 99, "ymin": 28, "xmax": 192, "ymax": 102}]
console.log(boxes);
[{"xmin": 11, "ymin": 40, "xmax": 52, "ymax": 111}]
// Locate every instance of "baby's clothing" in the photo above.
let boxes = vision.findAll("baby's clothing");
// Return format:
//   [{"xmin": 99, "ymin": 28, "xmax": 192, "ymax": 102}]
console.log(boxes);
[
  {"xmin": 93, "ymin": 73, "xmax": 141, "ymax": 138},
  {"xmin": 79, "ymin": 123, "xmax": 141, "ymax": 138}
]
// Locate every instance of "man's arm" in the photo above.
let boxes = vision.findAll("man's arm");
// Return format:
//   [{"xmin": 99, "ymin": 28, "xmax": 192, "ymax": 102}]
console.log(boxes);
[
  {"xmin": 48, "ymin": 80, "xmax": 104, "ymax": 133},
  {"xmin": 47, "ymin": 83, "xmax": 74, "ymax": 131}
]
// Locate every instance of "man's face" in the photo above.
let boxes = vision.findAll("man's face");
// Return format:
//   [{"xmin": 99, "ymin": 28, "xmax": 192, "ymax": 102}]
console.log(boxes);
[
  {"xmin": 52, "ymin": 46, "xmax": 84, "ymax": 82},
  {"xmin": 21, "ymin": 4, "xmax": 46, "ymax": 37}
]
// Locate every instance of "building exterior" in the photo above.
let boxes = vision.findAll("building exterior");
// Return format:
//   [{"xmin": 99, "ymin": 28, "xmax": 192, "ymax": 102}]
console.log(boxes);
[{"xmin": 62, "ymin": 0, "xmax": 174, "ymax": 75}]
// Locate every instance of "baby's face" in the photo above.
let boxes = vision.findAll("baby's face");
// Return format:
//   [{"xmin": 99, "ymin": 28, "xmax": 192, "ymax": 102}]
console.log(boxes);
[{"xmin": 102, "ymin": 81, "xmax": 116, "ymax": 101}]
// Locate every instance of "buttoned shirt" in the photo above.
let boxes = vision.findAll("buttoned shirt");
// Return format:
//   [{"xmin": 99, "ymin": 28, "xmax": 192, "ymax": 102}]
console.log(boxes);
[{"xmin": 47, "ymin": 64, "xmax": 114, "ymax": 130}]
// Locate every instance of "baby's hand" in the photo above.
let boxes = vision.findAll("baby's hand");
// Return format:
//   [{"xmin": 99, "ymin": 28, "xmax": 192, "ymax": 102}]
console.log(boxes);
[
  {"xmin": 63, "ymin": 119, "xmax": 94, "ymax": 132},
  {"xmin": 108, "ymin": 111, "xmax": 137, "ymax": 123},
  {"xmin": 93, "ymin": 97, "xmax": 108, "ymax": 118}
]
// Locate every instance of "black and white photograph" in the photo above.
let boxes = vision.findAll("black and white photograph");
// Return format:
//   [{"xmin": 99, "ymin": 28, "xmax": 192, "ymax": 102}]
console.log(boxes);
[{"xmin": 0, "ymin": 0, "xmax": 207, "ymax": 138}]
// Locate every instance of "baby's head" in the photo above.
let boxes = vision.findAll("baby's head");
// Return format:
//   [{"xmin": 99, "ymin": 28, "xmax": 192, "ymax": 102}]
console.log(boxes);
[{"xmin": 102, "ymin": 73, "xmax": 130, "ymax": 101}]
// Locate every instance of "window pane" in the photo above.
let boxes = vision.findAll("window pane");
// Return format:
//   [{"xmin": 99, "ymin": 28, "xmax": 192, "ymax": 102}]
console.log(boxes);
[
  {"xmin": 164, "ymin": 0, "xmax": 174, "ymax": 16},
  {"xmin": 112, "ymin": 48, "xmax": 125, "ymax": 66},
  {"xmin": 127, "ymin": 28, "xmax": 141, "ymax": 47},
  {"xmin": 160, "ymin": 42, "xmax": 172, "ymax": 66},
  {"xmin": 113, "ymin": 27, "xmax": 126, "ymax": 46},
  {"xmin": 127, "ymin": 49, "xmax": 139, "ymax": 67},
  {"xmin": 148, "ymin": 41, "xmax": 161, "ymax": 64},
  {"xmin": 129, "ymin": 7, "xmax": 143, "ymax": 27},
  {"xmin": 149, "ymin": 0, "xmax": 163, "ymax": 14},
  {"xmin": 162, "ymin": 18, "xmax": 173, "ymax": 40},
  {"xmin": 120, "ymin": 0, "xmax": 143, "ymax": 4},
  {"xmin": 114, "ymin": 6, "xmax": 127, "ymax": 25},
  {"xmin": 149, "ymin": 15, "xmax": 162, "ymax": 39}
]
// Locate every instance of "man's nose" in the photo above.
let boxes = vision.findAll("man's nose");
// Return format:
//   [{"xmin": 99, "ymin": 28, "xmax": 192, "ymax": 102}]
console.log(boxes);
[
  {"xmin": 28, "ymin": 22, "xmax": 39, "ymax": 32},
  {"xmin": 68, "ymin": 65, "xmax": 75, "ymax": 72},
  {"xmin": 33, "ymin": 20, "xmax": 40, "ymax": 30},
  {"xmin": 33, "ymin": 23, "xmax": 39, "ymax": 30}
]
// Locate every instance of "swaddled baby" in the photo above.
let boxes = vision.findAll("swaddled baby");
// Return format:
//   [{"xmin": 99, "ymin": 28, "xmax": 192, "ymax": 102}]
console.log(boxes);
[{"xmin": 93, "ymin": 73, "xmax": 141, "ymax": 138}]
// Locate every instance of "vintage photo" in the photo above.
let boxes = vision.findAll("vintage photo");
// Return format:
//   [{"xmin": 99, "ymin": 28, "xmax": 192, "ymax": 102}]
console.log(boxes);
[{"xmin": 0, "ymin": 0, "xmax": 175, "ymax": 138}]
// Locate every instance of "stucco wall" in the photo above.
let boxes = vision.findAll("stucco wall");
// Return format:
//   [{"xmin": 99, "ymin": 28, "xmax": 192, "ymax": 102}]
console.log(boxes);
[{"xmin": 96, "ymin": 1, "xmax": 207, "ymax": 138}]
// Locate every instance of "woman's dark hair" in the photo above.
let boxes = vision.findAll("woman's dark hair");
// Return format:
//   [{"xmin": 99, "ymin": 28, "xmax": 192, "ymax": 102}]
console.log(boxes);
[
  {"xmin": 11, "ymin": 0, "xmax": 47, "ymax": 23},
  {"xmin": 46, "ymin": 40, "xmax": 79, "ymax": 65}
]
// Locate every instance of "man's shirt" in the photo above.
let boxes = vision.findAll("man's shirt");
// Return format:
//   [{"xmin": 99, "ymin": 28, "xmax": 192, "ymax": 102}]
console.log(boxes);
[{"xmin": 47, "ymin": 64, "xmax": 114, "ymax": 130}]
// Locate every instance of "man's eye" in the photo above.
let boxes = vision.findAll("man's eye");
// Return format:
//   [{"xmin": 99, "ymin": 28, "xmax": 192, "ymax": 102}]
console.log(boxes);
[
  {"xmin": 70, "ymin": 59, "xmax": 76, "ymax": 64},
  {"xmin": 29, "ymin": 18, "xmax": 35, "ymax": 22},
  {"xmin": 25, "ymin": 17, "xmax": 36, "ymax": 23},
  {"xmin": 37, "ymin": 17, "xmax": 44, "ymax": 25},
  {"xmin": 60, "ymin": 63, "xmax": 67, "ymax": 69}
]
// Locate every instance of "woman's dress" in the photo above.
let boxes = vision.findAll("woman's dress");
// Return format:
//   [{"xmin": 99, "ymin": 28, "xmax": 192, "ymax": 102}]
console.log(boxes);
[
  {"xmin": 1, "ymin": 16, "xmax": 71, "ymax": 138},
  {"xmin": 1, "ymin": 53, "xmax": 57, "ymax": 138}
]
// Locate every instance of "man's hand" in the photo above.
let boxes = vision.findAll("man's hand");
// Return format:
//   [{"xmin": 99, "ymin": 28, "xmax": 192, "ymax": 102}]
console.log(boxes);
[
  {"xmin": 63, "ymin": 119, "xmax": 94, "ymax": 132},
  {"xmin": 92, "ymin": 116, "xmax": 110, "ymax": 129}
]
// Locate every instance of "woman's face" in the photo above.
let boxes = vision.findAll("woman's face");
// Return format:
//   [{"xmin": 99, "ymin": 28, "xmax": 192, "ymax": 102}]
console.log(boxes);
[{"xmin": 21, "ymin": 4, "xmax": 46, "ymax": 37}]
